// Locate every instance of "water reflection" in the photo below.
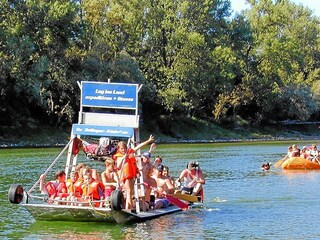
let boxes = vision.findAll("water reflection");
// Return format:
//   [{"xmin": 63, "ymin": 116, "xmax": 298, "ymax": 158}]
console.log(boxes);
[{"xmin": 24, "ymin": 221, "xmax": 122, "ymax": 239}]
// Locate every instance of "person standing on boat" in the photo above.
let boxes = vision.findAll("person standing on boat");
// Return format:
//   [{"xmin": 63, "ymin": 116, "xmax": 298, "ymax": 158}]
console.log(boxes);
[
  {"xmin": 176, "ymin": 161, "xmax": 205, "ymax": 196},
  {"xmin": 101, "ymin": 158, "xmax": 119, "ymax": 198},
  {"xmin": 140, "ymin": 151, "xmax": 157, "ymax": 209},
  {"xmin": 113, "ymin": 135, "xmax": 155, "ymax": 210}
]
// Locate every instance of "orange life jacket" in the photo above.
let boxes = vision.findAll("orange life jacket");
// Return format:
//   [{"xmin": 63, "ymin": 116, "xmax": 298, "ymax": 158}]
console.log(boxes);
[
  {"xmin": 114, "ymin": 148, "xmax": 138, "ymax": 182},
  {"xmin": 73, "ymin": 179, "xmax": 83, "ymax": 197},
  {"xmin": 82, "ymin": 180, "xmax": 105, "ymax": 200},
  {"xmin": 72, "ymin": 137, "xmax": 82, "ymax": 155}
]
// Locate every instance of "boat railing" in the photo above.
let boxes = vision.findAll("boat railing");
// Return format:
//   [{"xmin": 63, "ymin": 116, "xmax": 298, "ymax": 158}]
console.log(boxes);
[
  {"xmin": 25, "ymin": 193, "xmax": 114, "ymax": 209},
  {"xmin": 27, "ymin": 136, "xmax": 77, "ymax": 195}
]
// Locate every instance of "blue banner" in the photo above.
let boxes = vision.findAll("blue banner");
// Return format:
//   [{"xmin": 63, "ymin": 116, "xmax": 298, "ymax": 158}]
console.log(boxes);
[
  {"xmin": 72, "ymin": 124, "xmax": 134, "ymax": 138},
  {"xmin": 81, "ymin": 81, "xmax": 138, "ymax": 109}
]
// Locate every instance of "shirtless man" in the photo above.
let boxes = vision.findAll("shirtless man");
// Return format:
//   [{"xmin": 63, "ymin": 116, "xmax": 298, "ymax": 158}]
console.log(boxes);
[
  {"xmin": 140, "ymin": 152, "xmax": 157, "ymax": 209},
  {"xmin": 177, "ymin": 161, "xmax": 205, "ymax": 196},
  {"xmin": 152, "ymin": 164, "xmax": 175, "ymax": 209},
  {"xmin": 101, "ymin": 158, "xmax": 119, "ymax": 197}
]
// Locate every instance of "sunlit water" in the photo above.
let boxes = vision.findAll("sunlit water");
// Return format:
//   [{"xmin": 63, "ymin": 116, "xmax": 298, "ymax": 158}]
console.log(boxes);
[{"xmin": 1, "ymin": 141, "xmax": 320, "ymax": 239}]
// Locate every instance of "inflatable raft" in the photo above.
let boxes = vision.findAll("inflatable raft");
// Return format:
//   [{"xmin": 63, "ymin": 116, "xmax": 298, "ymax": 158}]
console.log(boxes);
[{"xmin": 281, "ymin": 157, "xmax": 320, "ymax": 170}]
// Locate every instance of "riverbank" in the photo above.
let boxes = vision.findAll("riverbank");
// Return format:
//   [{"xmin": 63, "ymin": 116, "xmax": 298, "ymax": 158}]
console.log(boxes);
[{"xmin": 1, "ymin": 120, "xmax": 319, "ymax": 148}]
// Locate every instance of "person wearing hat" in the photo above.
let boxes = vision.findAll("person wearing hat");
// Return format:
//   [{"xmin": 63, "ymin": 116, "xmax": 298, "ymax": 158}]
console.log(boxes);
[{"xmin": 176, "ymin": 161, "xmax": 205, "ymax": 196}]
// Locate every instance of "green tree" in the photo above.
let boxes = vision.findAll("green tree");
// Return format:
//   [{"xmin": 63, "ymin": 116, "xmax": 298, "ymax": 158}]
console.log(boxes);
[
  {"xmin": 239, "ymin": 0, "xmax": 320, "ymax": 122},
  {"xmin": 139, "ymin": 0, "xmax": 233, "ymax": 120},
  {"xmin": 0, "ymin": 0, "xmax": 78, "ymax": 131}
]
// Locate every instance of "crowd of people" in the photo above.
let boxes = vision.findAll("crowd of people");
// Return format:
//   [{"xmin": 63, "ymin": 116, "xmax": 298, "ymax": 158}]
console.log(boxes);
[
  {"xmin": 39, "ymin": 135, "xmax": 206, "ymax": 211},
  {"xmin": 286, "ymin": 143, "xmax": 320, "ymax": 162}
]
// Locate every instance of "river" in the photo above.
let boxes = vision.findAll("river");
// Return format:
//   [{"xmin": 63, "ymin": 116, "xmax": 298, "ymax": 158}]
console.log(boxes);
[{"xmin": 1, "ymin": 141, "xmax": 320, "ymax": 239}]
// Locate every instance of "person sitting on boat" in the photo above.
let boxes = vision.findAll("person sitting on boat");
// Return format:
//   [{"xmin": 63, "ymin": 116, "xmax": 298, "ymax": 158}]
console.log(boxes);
[
  {"xmin": 140, "ymin": 151, "xmax": 157, "ymax": 209},
  {"xmin": 152, "ymin": 164, "xmax": 175, "ymax": 209},
  {"xmin": 152, "ymin": 155, "xmax": 163, "ymax": 176},
  {"xmin": 81, "ymin": 165, "xmax": 101, "ymax": 181},
  {"xmin": 291, "ymin": 144, "xmax": 300, "ymax": 157},
  {"xmin": 308, "ymin": 144, "xmax": 319, "ymax": 162},
  {"xmin": 176, "ymin": 161, "xmax": 205, "ymax": 196},
  {"xmin": 113, "ymin": 135, "xmax": 155, "ymax": 210},
  {"xmin": 66, "ymin": 171, "xmax": 79, "ymax": 194},
  {"xmin": 71, "ymin": 165, "xmax": 98, "ymax": 200},
  {"xmin": 65, "ymin": 171, "xmax": 81, "ymax": 204},
  {"xmin": 287, "ymin": 146, "xmax": 293, "ymax": 157},
  {"xmin": 153, "ymin": 156, "xmax": 163, "ymax": 168},
  {"xmin": 39, "ymin": 170, "xmax": 68, "ymax": 204},
  {"xmin": 81, "ymin": 172, "xmax": 105, "ymax": 207},
  {"xmin": 71, "ymin": 163, "xmax": 87, "ymax": 198},
  {"xmin": 300, "ymin": 146, "xmax": 310, "ymax": 159},
  {"xmin": 101, "ymin": 158, "xmax": 119, "ymax": 198},
  {"xmin": 162, "ymin": 165, "xmax": 174, "ymax": 185},
  {"xmin": 75, "ymin": 162, "xmax": 86, "ymax": 177}
]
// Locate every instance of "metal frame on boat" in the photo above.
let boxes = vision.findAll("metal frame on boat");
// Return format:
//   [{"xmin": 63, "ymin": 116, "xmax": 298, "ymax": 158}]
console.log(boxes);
[{"xmin": 8, "ymin": 80, "xmax": 202, "ymax": 224}]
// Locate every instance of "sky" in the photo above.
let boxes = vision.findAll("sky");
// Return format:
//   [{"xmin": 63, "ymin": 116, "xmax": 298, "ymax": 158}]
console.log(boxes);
[{"xmin": 230, "ymin": 0, "xmax": 320, "ymax": 17}]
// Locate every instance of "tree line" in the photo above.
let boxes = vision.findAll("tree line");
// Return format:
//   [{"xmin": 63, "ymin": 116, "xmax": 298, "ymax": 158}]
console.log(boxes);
[{"xmin": 1, "ymin": 0, "xmax": 320, "ymax": 136}]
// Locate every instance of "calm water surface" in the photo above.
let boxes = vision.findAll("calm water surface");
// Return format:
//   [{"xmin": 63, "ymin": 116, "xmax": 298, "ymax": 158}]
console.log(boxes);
[{"xmin": 1, "ymin": 141, "xmax": 320, "ymax": 239}]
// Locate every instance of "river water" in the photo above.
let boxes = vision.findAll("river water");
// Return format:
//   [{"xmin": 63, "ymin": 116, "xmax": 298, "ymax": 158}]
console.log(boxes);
[{"xmin": 1, "ymin": 141, "xmax": 320, "ymax": 239}]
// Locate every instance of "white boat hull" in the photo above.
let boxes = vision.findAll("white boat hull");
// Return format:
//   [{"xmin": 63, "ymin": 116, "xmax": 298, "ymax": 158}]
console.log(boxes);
[{"xmin": 21, "ymin": 203, "xmax": 184, "ymax": 224}]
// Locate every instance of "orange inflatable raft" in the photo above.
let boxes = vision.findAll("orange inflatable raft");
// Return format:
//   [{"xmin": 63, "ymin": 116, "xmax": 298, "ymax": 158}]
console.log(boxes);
[{"xmin": 281, "ymin": 157, "xmax": 320, "ymax": 170}]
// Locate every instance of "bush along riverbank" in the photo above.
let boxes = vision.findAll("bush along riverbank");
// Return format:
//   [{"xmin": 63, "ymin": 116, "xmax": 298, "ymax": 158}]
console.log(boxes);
[{"xmin": 1, "ymin": 120, "xmax": 320, "ymax": 148}]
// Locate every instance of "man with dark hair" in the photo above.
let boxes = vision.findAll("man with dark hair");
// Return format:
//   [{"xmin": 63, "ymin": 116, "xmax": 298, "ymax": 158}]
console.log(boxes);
[{"xmin": 176, "ymin": 161, "xmax": 205, "ymax": 196}]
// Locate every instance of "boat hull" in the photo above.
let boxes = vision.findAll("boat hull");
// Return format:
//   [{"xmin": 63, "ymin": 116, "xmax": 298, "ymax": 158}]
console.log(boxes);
[
  {"xmin": 21, "ymin": 203, "xmax": 183, "ymax": 224},
  {"xmin": 281, "ymin": 157, "xmax": 320, "ymax": 170},
  {"xmin": 22, "ymin": 203, "xmax": 117, "ymax": 222}
]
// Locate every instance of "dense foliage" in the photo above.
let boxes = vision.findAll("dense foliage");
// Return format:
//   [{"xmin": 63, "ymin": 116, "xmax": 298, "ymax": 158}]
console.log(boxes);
[{"xmin": 1, "ymin": 0, "xmax": 320, "ymax": 136}]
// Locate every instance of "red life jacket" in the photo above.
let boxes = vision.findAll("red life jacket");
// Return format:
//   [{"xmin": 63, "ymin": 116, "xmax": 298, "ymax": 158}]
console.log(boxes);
[
  {"xmin": 114, "ymin": 148, "xmax": 138, "ymax": 182},
  {"xmin": 72, "ymin": 137, "xmax": 82, "ymax": 155},
  {"xmin": 82, "ymin": 180, "xmax": 105, "ymax": 200},
  {"xmin": 73, "ymin": 180, "xmax": 83, "ymax": 197},
  {"xmin": 45, "ymin": 181, "xmax": 68, "ymax": 198}
]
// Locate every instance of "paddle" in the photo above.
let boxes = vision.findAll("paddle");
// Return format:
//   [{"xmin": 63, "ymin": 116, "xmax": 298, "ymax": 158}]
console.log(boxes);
[
  {"xmin": 169, "ymin": 193, "xmax": 198, "ymax": 203},
  {"xmin": 274, "ymin": 155, "xmax": 289, "ymax": 168},
  {"xmin": 165, "ymin": 194, "xmax": 189, "ymax": 210},
  {"xmin": 142, "ymin": 182, "xmax": 189, "ymax": 210}
]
